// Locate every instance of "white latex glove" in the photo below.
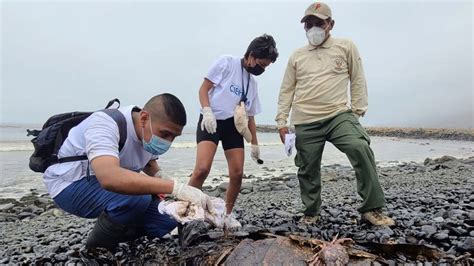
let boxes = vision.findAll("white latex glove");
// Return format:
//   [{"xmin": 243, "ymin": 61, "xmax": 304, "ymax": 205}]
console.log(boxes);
[
  {"xmin": 224, "ymin": 213, "xmax": 242, "ymax": 230},
  {"xmin": 201, "ymin": 107, "xmax": 217, "ymax": 134},
  {"xmin": 251, "ymin": 144, "xmax": 261, "ymax": 164},
  {"xmin": 171, "ymin": 180, "xmax": 215, "ymax": 214}
]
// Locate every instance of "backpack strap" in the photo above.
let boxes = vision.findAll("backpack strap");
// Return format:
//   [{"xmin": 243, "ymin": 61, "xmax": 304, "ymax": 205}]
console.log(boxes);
[
  {"xmin": 57, "ymin": 109, "xmax": 127, "ymax": 164},
  {"xmin": 101, "ymin": 109, "xmax": 127, "ymax": 152},
  {"xmin": 57, "ymin": 155, "xmax": 88, "ymax": 163},
  {"xmin": 105, "ymin": 98, "xmax": 120, "ymax": 109}
]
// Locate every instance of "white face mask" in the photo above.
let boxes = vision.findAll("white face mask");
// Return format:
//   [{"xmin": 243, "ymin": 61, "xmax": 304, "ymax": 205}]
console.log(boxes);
[{"xmin": 306, "ymin": 26, "xmax": 326, "ymax": 46}]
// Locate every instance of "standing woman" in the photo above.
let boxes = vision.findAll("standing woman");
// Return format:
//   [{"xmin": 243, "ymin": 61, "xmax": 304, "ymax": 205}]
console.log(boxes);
[{"xmin": 189, "ymin": 34, "xmax": 278, "ymax": 229}]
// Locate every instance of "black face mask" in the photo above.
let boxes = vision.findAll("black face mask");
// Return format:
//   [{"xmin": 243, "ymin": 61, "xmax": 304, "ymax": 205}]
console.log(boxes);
[{"xmin": 246, "ymin": 64, "xmax": 265, "ymax": 76}]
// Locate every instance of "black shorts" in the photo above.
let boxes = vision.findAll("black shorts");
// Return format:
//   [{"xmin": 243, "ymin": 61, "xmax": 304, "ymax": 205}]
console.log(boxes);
[{"xmin": 196, "ymin": 115, "xmax": 244, "ymax": 150}]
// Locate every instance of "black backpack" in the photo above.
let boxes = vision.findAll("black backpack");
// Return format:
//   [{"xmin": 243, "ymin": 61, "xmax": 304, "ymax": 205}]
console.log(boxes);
[{"xmin": 27, "ymin": 99, "xmax": 127, "ymax": 173}]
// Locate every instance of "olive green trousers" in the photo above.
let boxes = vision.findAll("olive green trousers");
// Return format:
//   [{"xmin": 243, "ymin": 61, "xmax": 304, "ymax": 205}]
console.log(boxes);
[{"xmin": 294, "ymin": 110, "xmax": 385, "ymax": 216}]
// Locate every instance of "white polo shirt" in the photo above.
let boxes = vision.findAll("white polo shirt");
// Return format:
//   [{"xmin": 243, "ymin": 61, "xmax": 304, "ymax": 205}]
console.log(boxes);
[
  {"xmin": 43, "ymin": 105, "xmax": 159, "ymax": 198},
  {"xmin": 204, "ymin": 55, "xmax": 262, "ymax": 120}
]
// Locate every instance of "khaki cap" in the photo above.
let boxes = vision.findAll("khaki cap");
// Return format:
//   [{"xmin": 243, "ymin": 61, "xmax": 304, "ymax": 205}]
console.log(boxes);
[
  {"xmin": 234, "ymin": 102, "xmax": 253, "ymax": 143},
  {"xmin": 301, "ymin": 2, "xmax": 332, "ymax": 22}
]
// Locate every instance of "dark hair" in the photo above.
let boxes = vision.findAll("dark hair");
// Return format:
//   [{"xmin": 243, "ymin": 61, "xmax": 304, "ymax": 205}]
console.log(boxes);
[
  {"xmin": 244, "ymin": 34, "xmax": 279, "ymax": 63},
  {"xmin": 144, "ymin": 93, "xmax": 187, "ymax": 127}
]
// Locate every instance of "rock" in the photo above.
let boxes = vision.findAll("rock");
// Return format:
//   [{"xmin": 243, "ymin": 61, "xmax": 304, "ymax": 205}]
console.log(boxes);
[
  {"xmin": 405, "ymin": 235, "xmax": 418, "ymax": 244},
  {"xmin": 34, "ymin": 197, "xmax": 51, "ymax": 206},
  {"xmin": 243, "ymin": 174, "xmax": 255, "ymax": 179},
  {"xmin": 20, "ymin": 241, "xmax": 33, "ymax": 253},
  {"xmin": 240, "ymin": 183, "xmax": 253, "ymax": 193},
  {"xmin": 0, "ymin": 212, "xmax": 19, "ymax": 222},
  {"xmin": 328, "ymin": 209, "xmax": 341, "ymax": 217},
  {"xmin": 271, "ymin": 185, "xmax": 289, "ymax": 191},
  {"xmin": 352, "ymin": 232, "xmax": 367, "ymax": 241},
  {"xmin": 268, "ymin": 224, "xmax": 291, "ymax": 234},
  {"xmin": 18, "ymin": 212, "xmax": 35, "ymax": 219},
  {"xmin": 448, "ymin": 209, "xmax": 466, "ymax": 218},
  {"xmin": 55, "ymin": 253, "xmax": 68, "ymax": 261},
  {"xmin": 0, "ymin": 203, "xmax": 15, "ymax": 211},
  {"xmin": 257, "ymin": 186, "xmax": 271, "ymax": 192},
  {"xmin": 421, "ymin": 225, "xmax": 437, "ymax": 235},
  {"xmin": 270, "ymin": 175, "xmax": 289, "ymax": 182},
  {"xmin": 285, "ymin": 180, "xmax": 298, "ymax": 188},
  {"xmin": 204, "ymin": 188, "xmax": 220, "ymax": 197},
  {"xmin": 240, "ymin": 189, "xmax": 252, "ymax": 194},
  {"xmin": 218, "ymin": 182, "xmax": 229, "ymax": 192},
  {"xmin": 366, "ymin": 233, "xmax": 376, "ymax": 241},
  {"xmin": 458, "ymin": 237, "xmax": 474, "ymax": 251},
  {"xmin": 434, "ymin": 233, "xmax": 449, "ymax": 241},
  {"xmin": 23, "ymin": 205, "xmax": 44, "ymax": 214},
  {"xmin": 433, "ymin": 217, "xmax": 444, "ymax": 223},
  {"xmin": 444, "ymin": 225, "xmax": 467, "ymax": 236},
  {"xmin": 377, "ymin": 227, "xmax": 394, "ymax": 237},
  {"xmin": 274, "ymin": 210, "xmax": 293, "ymax": 219}
]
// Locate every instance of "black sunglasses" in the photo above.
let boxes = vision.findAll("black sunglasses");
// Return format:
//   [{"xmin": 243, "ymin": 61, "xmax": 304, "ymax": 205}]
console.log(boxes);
[{"xmin": 304, "ymin": 19, "xmax": 328, "ymax": 30}]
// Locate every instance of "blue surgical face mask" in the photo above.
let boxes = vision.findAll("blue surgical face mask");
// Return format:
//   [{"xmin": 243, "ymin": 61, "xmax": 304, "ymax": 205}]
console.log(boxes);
[{"xmin": 142, "ymin": 117, "xmax": 172, "ymax": 155}]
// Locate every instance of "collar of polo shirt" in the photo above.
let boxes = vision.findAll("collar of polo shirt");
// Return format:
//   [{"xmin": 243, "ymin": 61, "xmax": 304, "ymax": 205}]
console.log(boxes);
[{"xmin": 308, "ymin": 36, "xmax": 334, "ymax": 50}]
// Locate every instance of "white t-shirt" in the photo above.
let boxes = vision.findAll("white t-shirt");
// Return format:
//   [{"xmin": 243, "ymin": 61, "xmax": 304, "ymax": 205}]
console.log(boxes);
[
  {"xmin": 204, "ymin": 55, "xmax": 262, "ymax": 120},
  {"xmin": 43, "ymin": 105, "xmax": 159, "ymax": 198}
]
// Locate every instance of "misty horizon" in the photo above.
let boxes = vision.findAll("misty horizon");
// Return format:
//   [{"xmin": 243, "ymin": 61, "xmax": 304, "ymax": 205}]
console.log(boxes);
[{"xmin": 1, "ymin": 1, "xmax": 473, "ymax": 129}]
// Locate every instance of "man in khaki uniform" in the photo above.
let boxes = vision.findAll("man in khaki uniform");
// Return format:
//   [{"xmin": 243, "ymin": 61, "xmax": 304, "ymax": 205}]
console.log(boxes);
[{"xmin": 276, "ymin": 2, "xmax": 394, "ymax": 226}]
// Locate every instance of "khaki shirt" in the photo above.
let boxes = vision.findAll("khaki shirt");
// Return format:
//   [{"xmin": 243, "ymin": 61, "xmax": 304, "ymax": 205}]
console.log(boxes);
[{"xmin": 276, "ymin": 37, "xmax": 368, "ymax": 128}]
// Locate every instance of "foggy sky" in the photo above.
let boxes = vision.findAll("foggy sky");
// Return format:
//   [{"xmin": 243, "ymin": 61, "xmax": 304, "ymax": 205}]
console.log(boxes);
[{"xmin": 1, "ymin": 0, "xmax": 473, "ymax": 128}]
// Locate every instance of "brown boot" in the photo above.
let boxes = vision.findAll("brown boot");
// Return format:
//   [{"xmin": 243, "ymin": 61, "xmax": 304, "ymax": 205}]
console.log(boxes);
[
  {"xmin": 362, "ymin": 209, "xmax": 395, "ymax": 226},
  {"xmin": 299, "ymin": 215, "xmax": 320, "ymax": 225}
]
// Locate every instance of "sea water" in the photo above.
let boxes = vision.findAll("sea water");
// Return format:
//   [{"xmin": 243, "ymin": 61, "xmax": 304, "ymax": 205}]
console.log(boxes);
[{"xmin": 1, "ymin": 124, "xmax": 473, "ymax": 199}]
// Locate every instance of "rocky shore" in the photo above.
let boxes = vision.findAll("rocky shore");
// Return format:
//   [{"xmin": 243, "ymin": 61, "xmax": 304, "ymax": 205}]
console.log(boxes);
[
  {"xmin": 256, "ymin": 125, "xmax": 474, "ymax": 141},
  {"xmin": 1, "ymin": 156, "xmax": 473, "ymax": 264}
]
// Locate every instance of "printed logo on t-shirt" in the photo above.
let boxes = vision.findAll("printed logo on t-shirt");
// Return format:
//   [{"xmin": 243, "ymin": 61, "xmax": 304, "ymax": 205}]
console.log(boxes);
[
  {"xmin": 230, "ymin": 83, "xmax": 251, "ymax": 107},
  {"xmin": 229, "ymin": 83, "xmax": 243, "ymax": 98}
]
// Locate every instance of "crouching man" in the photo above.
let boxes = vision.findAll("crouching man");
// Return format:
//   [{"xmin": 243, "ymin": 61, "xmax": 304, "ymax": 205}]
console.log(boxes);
[{"xmin": 43, "ymin": 93, "xmax": 214, "ymax": 250}]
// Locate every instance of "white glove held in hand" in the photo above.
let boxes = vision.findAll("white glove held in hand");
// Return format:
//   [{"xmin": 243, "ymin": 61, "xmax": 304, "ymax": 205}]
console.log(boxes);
[
  {"xmin": 251, "ymin": 144, "xmax": 260, "ymax": 163},
  {"xmin": 224, "ymin": 213, "xmax": 242, "ymax": 230},
  {"xmin": 201, "ymin": 107, "xmax": 217, "ymax": 134},
  {"xmin": 172, "ymin": 180, "xmax": 215, "ymax": 214}
]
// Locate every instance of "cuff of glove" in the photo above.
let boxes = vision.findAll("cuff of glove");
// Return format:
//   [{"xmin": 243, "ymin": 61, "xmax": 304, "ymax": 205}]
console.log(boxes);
[
  {"xmin": 171, "ymin": 180, "xmax": 183, "ymax": 196},
  {"xmin": 202, "ymin": 106, "xmax": 213, "ymax": 114}
]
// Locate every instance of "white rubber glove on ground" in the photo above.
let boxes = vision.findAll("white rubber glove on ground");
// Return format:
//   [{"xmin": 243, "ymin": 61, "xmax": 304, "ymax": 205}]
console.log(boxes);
[
  {"xmin": 224, "ymin": 213, "xmax": 242, "ymax": 230},
  {"xmin": 172, "ymin": 180, "xmax": 215, "ymax": 214},
  {"xmin": 201, "ymin": 107, "xmax": 217, "ymax": 134},
  {"xmin": 251, "ymin": 144, "xmax": 260, "ymax": 163}
]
